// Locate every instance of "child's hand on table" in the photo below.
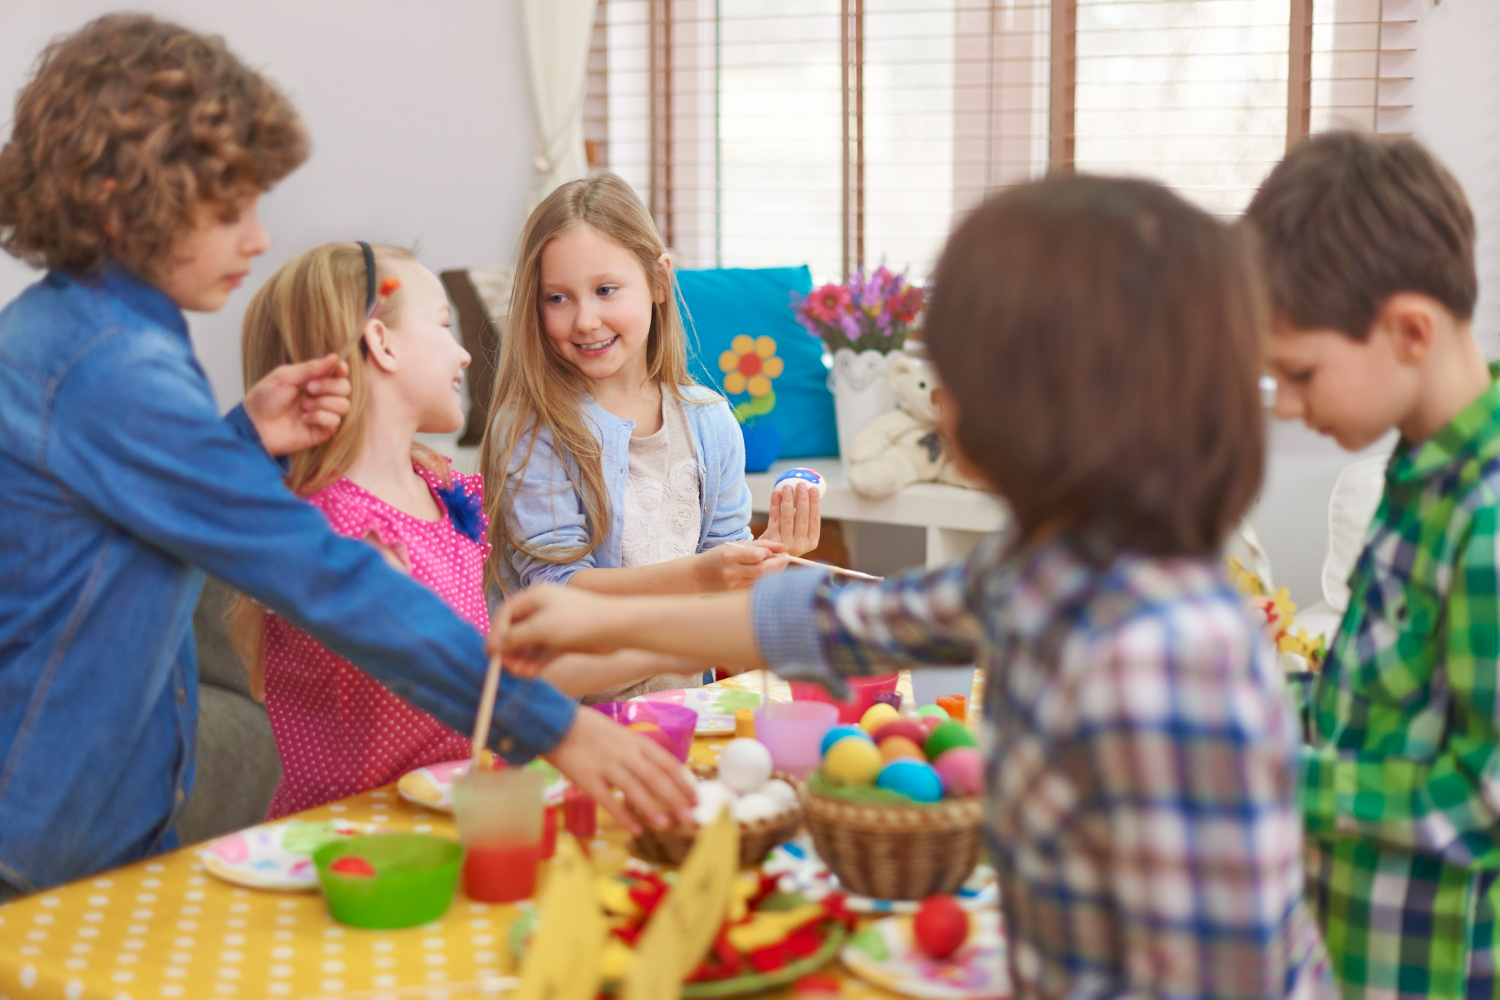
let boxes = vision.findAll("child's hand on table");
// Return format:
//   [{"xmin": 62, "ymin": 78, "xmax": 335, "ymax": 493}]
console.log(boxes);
[
  {"xmin": 243, "ymin": 352, "xmax": 353, "ymax": 456},
  {"xmin": 543, "ymin": 706, "xmax": 695, "ymax": 834},
  {"xmin": 759, "ymin": 481, "xmax": 821, "ymax": 556},
  {"xmin": 694, "ymin": 538, "xmax": 789, "ymax": 590}
]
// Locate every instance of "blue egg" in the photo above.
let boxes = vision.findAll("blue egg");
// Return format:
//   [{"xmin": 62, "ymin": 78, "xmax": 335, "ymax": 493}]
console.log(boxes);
[
  {"xmin": 820, "ymin": 724, "xmax": 872, "ymax": 757},
  {"xmin": 875, "ymin": 759, "xmax": 944, "ymax": 803}
]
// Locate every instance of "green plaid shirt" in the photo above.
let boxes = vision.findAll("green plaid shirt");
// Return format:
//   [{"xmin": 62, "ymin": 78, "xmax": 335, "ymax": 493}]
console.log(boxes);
[{"xmin": 1302, "ymin": 367, "xmax": 1500, "ymax": 999}]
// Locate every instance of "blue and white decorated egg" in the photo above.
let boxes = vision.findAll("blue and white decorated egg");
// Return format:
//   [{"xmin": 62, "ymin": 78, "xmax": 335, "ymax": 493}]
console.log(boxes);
[{"xmin": 773, "ymin": 467, "xmax": 827, "ymax": 497}]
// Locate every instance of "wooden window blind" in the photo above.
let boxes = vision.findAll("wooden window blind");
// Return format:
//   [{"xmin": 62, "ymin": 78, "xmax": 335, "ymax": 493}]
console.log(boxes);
[{"xmin": 585, "ymin": 0, "xmax": 1412, "ymax": 275}]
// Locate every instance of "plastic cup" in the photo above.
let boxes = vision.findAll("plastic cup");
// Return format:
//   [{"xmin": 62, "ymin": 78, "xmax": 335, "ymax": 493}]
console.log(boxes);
[
  {"xmin": 754, "ymin": 701, "xmax": 838, "ymax": 779},
  {"xmin": 589, "ymin": 701, "xmax": 698, "ymax": 761},
  {"xmin": 453, "ymin": 766, "xmax": 545, "ymax": 903},
  {"xmin": 909, "ymin": 666, "xmax": 975, "ymax": 710},
  {"xmin": 790, "ymin": 673, "xmax": 899, "ymax": 724}
]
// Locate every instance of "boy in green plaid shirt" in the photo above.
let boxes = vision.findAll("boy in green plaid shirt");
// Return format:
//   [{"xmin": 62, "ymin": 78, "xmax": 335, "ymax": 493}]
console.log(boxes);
[{"xmin": 1250, "ymin": 132, "xmax": 1497, "ymax": 998}]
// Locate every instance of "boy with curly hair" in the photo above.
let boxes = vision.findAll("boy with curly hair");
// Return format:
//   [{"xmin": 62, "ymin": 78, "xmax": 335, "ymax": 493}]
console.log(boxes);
[
  {"xmin": 1250, "ymin": 132, "xmax": 1497, "ymax": 998},
  {"xmin": 0, "ymin": 14, "xmax": 691, "ymax": 899}
]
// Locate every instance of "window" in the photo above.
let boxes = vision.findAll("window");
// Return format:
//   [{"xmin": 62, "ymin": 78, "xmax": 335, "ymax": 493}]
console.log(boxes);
[{"xmin": 586, "ymin": 0, "xmax": 1411, "ymax": 279}]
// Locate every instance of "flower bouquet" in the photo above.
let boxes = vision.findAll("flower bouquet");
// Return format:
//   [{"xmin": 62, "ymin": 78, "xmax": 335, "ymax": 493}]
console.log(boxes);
[
  {"xmin": 792, "ymin": 266, "xmax": 924, "ymax": 458},
  {"xmin": 792, "ymin": 266, "xmax": 923, "ymax": 356}
]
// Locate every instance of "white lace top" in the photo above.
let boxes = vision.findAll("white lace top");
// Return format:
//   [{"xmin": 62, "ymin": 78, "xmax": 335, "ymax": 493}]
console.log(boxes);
[{"xmin": 584, "ymin": 391, "xmax": 704, "ymax": 703}]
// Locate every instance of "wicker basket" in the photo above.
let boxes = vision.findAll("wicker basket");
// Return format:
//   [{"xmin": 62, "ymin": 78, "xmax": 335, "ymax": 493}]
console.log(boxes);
[
  {"xmin": 630, "ymin": 772, "xmax": 803, "ymax": 868},
  {"xmin": 801, "ymin": 785, "xmax": 983, "ymax": 900}
]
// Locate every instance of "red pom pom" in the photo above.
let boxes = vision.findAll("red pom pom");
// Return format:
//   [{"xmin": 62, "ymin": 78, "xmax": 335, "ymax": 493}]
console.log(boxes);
[
  {"xmin": 377, "ymin": 277, "xmax": 402, "ymax": 298},
  {"xmin": 913, "ymin": 895, "xmax": 969, "ymax": 959},
  {"xmin": 328, "ymin": 855, "xmax": 375, "ymax": 878}
]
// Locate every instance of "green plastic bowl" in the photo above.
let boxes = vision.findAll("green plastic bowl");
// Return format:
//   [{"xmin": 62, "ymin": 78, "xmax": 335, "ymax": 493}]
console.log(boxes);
[{"xmin": 313, "ymin": 833, "xmax": 462, "ymax": 929}]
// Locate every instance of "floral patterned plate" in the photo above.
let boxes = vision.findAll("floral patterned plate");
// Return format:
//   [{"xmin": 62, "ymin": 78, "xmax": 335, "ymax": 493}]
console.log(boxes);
[
  {"xmin": 842, "ymin": 910, "xmax": 1009, "ymax": 999},
  {"xmin": 198, "ymin": 819, "xmax": 381, "ymax": 891}
]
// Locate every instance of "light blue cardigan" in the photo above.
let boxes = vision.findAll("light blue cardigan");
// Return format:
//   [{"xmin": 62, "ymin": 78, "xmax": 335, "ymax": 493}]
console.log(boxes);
[{"xmin": 499, "ymin": 384, "xmax": 754, "ymax": 591}]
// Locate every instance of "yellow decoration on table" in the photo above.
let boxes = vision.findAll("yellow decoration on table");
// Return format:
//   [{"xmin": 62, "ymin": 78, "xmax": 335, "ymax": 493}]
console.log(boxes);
[
  {"xmin": 624, "ymin": 808, "xmax": 740, "ymax": 999},
  {"xmin": 725, "ymin": 902, "xmax": 828, "ymax": 953},
  {"xmin": 515, "ymin": 834, "xmax": 605, "ymax": 1000},
  {"xmin": 727, "ymin": 869, "xmax": 763, "ymax": 923},
  {"xmin": 1280, "ymin": 627, "xmax": 1328, "ymax": 670},
  {"xmin": 598, "ymin": 874, "xmax": 641, "ymax": 917},
  {"xmin": 1226, "ymin": 555, "xmax": 1268, "ymax": 597}
]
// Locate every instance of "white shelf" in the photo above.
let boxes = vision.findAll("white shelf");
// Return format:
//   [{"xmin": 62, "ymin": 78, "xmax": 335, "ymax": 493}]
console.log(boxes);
[{"xmin": 747, "ymin": 459, "xmax": 1005, "ymax": 533}]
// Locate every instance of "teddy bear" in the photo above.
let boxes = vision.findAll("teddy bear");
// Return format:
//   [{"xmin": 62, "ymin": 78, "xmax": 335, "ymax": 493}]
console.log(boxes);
[{"xmin": 846, "ymin": 353, "xmax": 980, "ymax": 499}]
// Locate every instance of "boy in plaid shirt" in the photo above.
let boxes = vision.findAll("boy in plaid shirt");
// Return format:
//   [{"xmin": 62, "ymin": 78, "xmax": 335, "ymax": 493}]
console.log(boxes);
[
  {"xmin": 495, "ymin": 176, "xmax": 1328, "ymax": 998},
  {"xmin": 1250, "ymin": 133, "xmax": 1495, "ymax": 998}
]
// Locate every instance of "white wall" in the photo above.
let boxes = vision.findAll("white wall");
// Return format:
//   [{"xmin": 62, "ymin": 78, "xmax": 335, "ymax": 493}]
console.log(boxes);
[
  {"xmin": 0, "ymin": 0, "xmax": 535, "ymax": 407},
  {"xmin": 1254, "ymin": 0, "xmax": 1500, "ymax": 606}
]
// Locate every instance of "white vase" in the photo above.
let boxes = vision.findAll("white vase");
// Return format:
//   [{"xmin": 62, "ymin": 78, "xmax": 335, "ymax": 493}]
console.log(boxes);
[{"xmin": 830, "ymin": 348, "xmax": 898, "ymax": 461}]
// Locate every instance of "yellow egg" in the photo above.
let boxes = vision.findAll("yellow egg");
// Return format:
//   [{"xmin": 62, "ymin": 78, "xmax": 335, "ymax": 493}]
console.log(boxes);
[
  {"xmin": 860, "ymin": 703, "xmax": 901, "ymax": 735},
  {"xmin": 627, "ymin": 721, "xmax": 662, "ymax": 733},
  {"xmin": 823, "ymin": 735, "xmax": 883, "ymax": 786}
]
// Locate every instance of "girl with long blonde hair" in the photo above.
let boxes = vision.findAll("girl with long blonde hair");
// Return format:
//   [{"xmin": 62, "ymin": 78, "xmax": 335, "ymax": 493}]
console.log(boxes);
[
  {"xmin": 237, "ymin": 241, "xmax": 698, "ymax": 818},
  {"xmin": 481, "ymin": 172, "xmax": 821, "ymax": 701}
]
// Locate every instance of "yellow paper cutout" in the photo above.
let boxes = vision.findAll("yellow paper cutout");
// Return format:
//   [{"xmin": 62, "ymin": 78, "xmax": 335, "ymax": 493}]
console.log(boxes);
[
  {"xmin": 623, "ymin": 808, "xmax": 741, "ymax": 1000},
  {"xmin": 515, "ymin": 834, "xmax": 605, "ymax": 1000}
]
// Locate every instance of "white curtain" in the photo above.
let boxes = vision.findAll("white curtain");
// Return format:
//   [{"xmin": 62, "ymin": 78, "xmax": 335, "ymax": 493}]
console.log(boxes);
[{"xmin": 520, "ymin": 0, "xmax": 601, "ymax": 211}]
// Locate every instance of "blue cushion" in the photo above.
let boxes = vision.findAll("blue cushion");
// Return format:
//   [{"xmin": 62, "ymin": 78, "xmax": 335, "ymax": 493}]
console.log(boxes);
[{"xmin": 677, "ymin": 265, "xmax": 838, "ymax": 459}]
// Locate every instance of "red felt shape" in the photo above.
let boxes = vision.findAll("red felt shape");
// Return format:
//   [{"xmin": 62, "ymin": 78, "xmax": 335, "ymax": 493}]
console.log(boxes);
[
  {"xmin": 913, "ymin": 895, "xmax": 970, "ymax": 959},
  {"xmin": 328, "ymin": 855, "xmax": 375, "ymax": 878}
]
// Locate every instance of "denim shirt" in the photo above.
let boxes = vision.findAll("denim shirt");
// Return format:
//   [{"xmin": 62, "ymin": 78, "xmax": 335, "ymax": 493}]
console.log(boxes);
[
  {"xmin": 500, "ymin": 386, "xmax": 754, "ymax": 590},
  {"xmin": 0, "ymin": 266, "xmax": 576, "ymax": 894}
]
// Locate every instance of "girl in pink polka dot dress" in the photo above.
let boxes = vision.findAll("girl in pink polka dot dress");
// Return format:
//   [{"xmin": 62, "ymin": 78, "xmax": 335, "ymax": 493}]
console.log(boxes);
[{"xmin": 234, "ymin": 242, "xmax": 484, "ymax": 816}]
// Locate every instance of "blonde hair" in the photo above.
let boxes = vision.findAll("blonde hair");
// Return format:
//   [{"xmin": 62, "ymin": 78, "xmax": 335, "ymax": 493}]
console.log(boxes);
[
  {"xmin": 480, "ymin": 172, "xmax": 698, "ymax": 592},
  {"xmin": 231, "ymin": 241, "xmax": 448, "ymax": 698}
]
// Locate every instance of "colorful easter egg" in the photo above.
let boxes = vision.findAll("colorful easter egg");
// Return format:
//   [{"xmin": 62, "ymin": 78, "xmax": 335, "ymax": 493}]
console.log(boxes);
[
  {"xmin": 918, "ymin": 715, "xmax": 944, "ymax": 736},
  {"xmin": 871, "ymin": 719, "xmax": 927, "ymax": 747},
  {"xmin": 932, "ymin": 747, "xmax": 984, "ymax": 797},
  {"xmin": 774, "ymin": 467, "xmax": 827, "ymax": 497},
  {"xmin": 924, "ymin": 720, "xmax": 979, "ymax": 761},
  {"xmin": 914, "ymin": 895, "xmax": 970, "ymax": 958},
  {"xmin": 627, "ymin": 721, "xmax": 662, "ymax": 733},
  {"xmin": 820, "ymin": 724, "xmax": 871, "ymax": 757},
  {"xmin": 875, "ymin": 759, "xmax": 943, "ymax": 803},
  {"xmin": 878, "ymin": 736, "xmax": 926, "ymax": 763},
  {"xmin": 860, "ymin": 703, "xmax": 901, "ymax": 735},
  {"xmin": 718, "ymin": 738, "xmax": 774, "ymax": 794},
  {"xmin": 916, "ymin": 705, "xmax": 948, "ymax": 720},
  {"xmin": 823, "ymin": 736, "xmax": 884, "ymax": 786}
]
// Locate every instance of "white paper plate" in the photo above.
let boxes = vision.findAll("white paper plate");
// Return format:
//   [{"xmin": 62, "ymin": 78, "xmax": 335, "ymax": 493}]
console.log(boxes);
[
  {"xmin": 198, "ymin": 819, "xmax": 381, "ymax": 891},
  {"xmin": 842, "ymin": 910, "xmax": 1010, "ymax": 999},
  {"xmin": 396, "ymin": 758, "xmax": 567, "ymax": 813}
]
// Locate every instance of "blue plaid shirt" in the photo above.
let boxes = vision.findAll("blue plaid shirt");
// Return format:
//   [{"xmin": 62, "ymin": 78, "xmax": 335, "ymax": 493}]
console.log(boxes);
[{"xmin": 752, "ymin": 534, "xmax": 1327, "ymax": 998}]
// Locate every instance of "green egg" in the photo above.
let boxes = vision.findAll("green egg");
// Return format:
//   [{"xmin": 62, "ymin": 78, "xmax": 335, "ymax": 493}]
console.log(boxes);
[
  {"xmin": 923, "ymin": 720, "xmax": 978, "ymax": 761},
  {"xmin": 916, "ymin": 705, "xmax": 948, "ymax": 720}
]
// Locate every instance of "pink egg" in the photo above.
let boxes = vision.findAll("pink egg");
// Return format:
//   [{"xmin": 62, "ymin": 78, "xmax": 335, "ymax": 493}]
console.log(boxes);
[
  {"xmin": 933, "ymin": 747, "xmax": 984, "ymax": 798},
  {"xmin": 918, "ymin": 715, "xmax": 944, "ymax": 736}
]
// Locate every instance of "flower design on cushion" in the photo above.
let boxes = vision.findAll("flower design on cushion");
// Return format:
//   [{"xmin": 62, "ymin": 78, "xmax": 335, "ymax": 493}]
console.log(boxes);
[{"xmin": 719, "ymin": 334, "xmax": 784, "ymax": 398}]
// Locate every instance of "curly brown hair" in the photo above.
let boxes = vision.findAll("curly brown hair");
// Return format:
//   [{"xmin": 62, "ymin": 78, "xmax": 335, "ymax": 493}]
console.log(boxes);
[{"xmin": 0, "ymin": 13, "xmax": 309, "ymax": 277}]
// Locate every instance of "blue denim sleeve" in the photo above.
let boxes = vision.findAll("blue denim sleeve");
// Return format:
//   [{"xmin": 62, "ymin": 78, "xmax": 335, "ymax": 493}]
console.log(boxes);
[
  {"xmin": 222, "ymin": 403, "xmax": 290, "ymax": 474},
  {"xmin": 703, "ymin": 399, "xmax": 754, "ymax": 547},
  {"xmin": 503, "ymin": 426, "xmax": 597, "ymax": 589},
  {"xmin": 47, "ymin": 347, "xmax": 575, "ymax": 762}
]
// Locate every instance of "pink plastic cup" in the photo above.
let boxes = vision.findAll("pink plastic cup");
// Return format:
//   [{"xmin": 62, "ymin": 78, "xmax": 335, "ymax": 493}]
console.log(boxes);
[
  {"xmin": 754, "ymin": 701, "xmax": 838, "ymax": 779},
  {"xmin": 790, "ymin": 673, "xmax": 900, "ymax": 725},
  {"xmin": 588, "ymin": 701, "xmax": 697, "ymax": 761}
]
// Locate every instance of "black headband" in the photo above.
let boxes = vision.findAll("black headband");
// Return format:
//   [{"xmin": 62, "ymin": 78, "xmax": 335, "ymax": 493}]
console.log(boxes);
[{"xmin": 357, "ymin": 241, "xmax": 377, "ymax": 315}]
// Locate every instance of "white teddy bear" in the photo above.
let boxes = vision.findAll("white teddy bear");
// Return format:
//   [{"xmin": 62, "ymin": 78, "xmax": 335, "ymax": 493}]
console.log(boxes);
[{"xmin": 846, "ymin": 353, "xmax": 980, "ymax": 499}]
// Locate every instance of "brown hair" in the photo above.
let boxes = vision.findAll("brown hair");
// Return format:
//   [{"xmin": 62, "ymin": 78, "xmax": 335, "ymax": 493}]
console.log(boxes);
[
  {"xmin": 231, "ymin": 242, "xmax": 447, "ymax": 698},
  {"xmin": 925, "ymin": 175, "xmax": 1266, "ymax": 557},
  {"xmin": 479, "ymin": 171, "xmax": 698, "ymax": 591},
  {"xmin": 0, "ymin": 13, "xmax": 308, "ymax": 278},
  {"xmin": 1244, "ymin": 131, "xmax": 1476, "ymax": 340}
]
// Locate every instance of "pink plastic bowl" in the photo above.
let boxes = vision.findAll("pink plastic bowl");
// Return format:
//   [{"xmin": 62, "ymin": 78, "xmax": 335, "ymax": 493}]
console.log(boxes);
[
  {"xmin": 790, "ymin": 673, "xmax": 900, "ymax": 725},
  {"xmin": 589, "ymin": 701, "xmax": 697, "ymax": 761}
]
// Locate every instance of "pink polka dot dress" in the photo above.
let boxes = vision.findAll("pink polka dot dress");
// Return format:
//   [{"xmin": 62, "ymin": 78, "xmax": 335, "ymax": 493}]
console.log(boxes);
[{"xmin": 262, "ymin": 459, "xmax": 489, "ymax": 819}]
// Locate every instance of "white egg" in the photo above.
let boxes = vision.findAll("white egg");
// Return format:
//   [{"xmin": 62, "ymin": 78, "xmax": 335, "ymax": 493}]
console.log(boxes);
[
  {"xmin": 731, "ymin": 792, "xmax": 781, "ymax": 823},
  {"xmin": 762, "ymin": 779, "xmax": 798, "ymax": 810},
  {"xmin": 691, "ymin": 779, "xmax": 737, "ymax": 826},
  {"xmin": 717, "ymin": 738, "xmax": 773, "ymax": 795}
]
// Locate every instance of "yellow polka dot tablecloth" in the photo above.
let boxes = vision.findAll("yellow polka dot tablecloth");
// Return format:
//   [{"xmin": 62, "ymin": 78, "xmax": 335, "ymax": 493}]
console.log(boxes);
[{"xmin": 0, "ymin": 732, "xmax": 911, "ymax": 1000}]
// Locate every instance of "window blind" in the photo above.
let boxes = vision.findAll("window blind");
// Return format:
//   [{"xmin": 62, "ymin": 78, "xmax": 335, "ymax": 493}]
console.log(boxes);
[{"xmin": 585, "ymin": 0, "xmax": 1412, "ymax": 275}]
